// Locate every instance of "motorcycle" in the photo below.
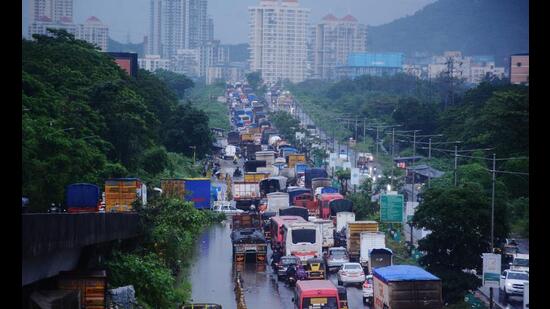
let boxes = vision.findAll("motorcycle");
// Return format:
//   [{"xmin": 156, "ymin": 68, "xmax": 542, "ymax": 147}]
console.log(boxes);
[
  {"xmin": 287, "ymin": 274, "xmax": 297, "ymax": 287},
  {"xmin": 233, "ymin": 168, "xmax": 242, "ymax": 177}
]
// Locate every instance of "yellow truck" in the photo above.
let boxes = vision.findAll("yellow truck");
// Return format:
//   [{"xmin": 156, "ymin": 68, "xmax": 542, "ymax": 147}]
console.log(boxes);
[
  {"xmin": 244, "ymin": 172, "xmax": 269, "ymax": 183},
  {"xmin": 287, "ymin": 154, "xmax": 306, "ymax": 168},
  {"xmin": 240, "ymin": 133, "xmax": 254, "ymax": 143},
  {"xmin": 104, "ymin": 178, "xmax": 146, "ymax": 212},
  {"xmin": 346, "ymin": 221, "xmax": 379, "ymax": 261},
  {"xmin": 160, "ymin": 179, "xmax": 185, "ymax": 199}
]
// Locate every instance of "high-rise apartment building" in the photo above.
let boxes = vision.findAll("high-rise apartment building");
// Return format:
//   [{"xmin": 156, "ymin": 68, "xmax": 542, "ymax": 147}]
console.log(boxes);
[
  {"xmin": 313, "ymin": 14, "xmax": 367, "ymax": 80},
  {"xmin": 28, "ymin": 0, "xmax": 108, "ymax": 51},
  {"xmin": 148, "ymin": 0, "xmax": 210, "ymax": 59},
  {"xmin": 249, "ymin": 0, "xmax": 310, "ymax": 83}
]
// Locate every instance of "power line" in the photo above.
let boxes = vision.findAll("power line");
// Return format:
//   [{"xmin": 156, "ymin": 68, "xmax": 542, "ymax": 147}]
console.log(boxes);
[
  {"xmin": 457, "ymin": 154, "xmax": 529, "ymax": 161},
  {"xmin": 483, "ymin": 168, "xmax": 529, "ymax": 176}
]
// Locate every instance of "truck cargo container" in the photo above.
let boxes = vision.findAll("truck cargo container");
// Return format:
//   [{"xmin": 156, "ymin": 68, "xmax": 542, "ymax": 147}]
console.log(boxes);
[
  {"xmin": 104, "ymin": 178, "xmax": 146, "ymax": 212},
  {"xmin": 244, "ymin": 160, "xmax": 267, "ymax": 173},
  {"xmin": 244, "ymin": 144, "xmax": 262, "ymax": 160},
  {"xmin": 256, "ymin": 167, "xmax": 274, "ymax": 177},
  {"xmin": 360, "ymin": 232, "xmax": 391, "ymax": 271},
  {"xmin": 231, "ymin": 228, "xmax": 267, "ymax": 264},
  {"xmin": 233, "ymin": 182, "xmax": 260, "ymax": 210},
  {"xmin": 244, "ymin": 172, "xmax": 269, "ymax": 183},
  {"xmin": 336, "ymin": 212, "xmax": 356, "ymax": 233},
  {"xmin": 267, "ymin": 192, "xmax": 290, "ymax": 213},
  {"xmin": 287, "ymin": 153, "xmax": 305, "ymax": 168},
  {"xmin": 294, "ymin": 163, "xmax": 309, "ymax": 177},
  {"xmin": 279, "ymin": 206, "xmax": 309, "ymax": 221},
  {"xmin": 287, "ymin": 187, "xmax": 311, "ymax": 204},
  {"xmin": 228, "ymin": 131, "xmax": 240, "ymax": 145},
  {"xmin": 346, "ymin": 221, "xmax": 379, "ymax": 262},
  {"xmin": 312, "ymin": 219, "xmax": 335, "ymax": 249},
  {"xmin": 160, "ymin": 179, "xmax": 185, "ymax": 199},
  {"xmin": 293, "ymin": 193, "xmax": 318, "ymax": 217},
  {"xmin": 65, "ymin": 183, "xmax": 101, "ymax": 213},
  {"xmin": 311, "ymin": 177, "xmax": 332, "ymax": 194},
  {"xmin": 224, "ymin": 145, "xmax": 236, "ymax": 160},
  {"xmin": 183, "ymin": 178, "xmax": 211, "ymax": 209},
  {"xmin": 318, "ymin": 193, "xmax": 344, "ymax": 219},
  {"xmin": 259, "ymin": 176, "xmax": 287, "ymax": 197},
  {"xmin": 372, "ymin": 265, "xmax": 442, "ymax": 309},
  {"xmin": 305, "ymin": 168, "xmax": 329, "ymax": 189},
  {"xmin": 240, "ymin": 132, "xmax": 254, "ymax": 143},
  {"xmin": 255, "ymin": 151, "xmax": 276, "ymax": 166}
]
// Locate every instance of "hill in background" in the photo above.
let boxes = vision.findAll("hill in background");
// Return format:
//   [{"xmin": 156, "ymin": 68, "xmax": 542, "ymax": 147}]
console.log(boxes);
[
  {"xmin": 108, "ymin": 38, "xmax": 144, "ymax": 57},
  {"xmin": 367, "ymin": 0, "xmax": 529, "ymax": 66}
]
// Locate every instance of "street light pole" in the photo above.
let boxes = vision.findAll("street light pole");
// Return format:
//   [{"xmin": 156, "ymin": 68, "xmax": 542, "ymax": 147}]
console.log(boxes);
[
  {"xmin": 454, "ymin": 144, "xmax": 458, "ymax": 186},
  {"xmin": 491, "ymin": 153, "xmax": 496, "ymax": 252}
]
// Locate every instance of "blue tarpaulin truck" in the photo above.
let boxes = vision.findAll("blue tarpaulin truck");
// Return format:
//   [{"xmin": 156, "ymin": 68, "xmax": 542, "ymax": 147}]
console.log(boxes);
[
  {"xmin": 183, "ymin": 178, "xmax": 211, "ymax": 209},
  {"xmin": 372, "ymin": 265, "xmax": 443, "ymax": 309},
  {"xmin": 66, "ymin": 183, "xmax": 101, "ymax": 213}
]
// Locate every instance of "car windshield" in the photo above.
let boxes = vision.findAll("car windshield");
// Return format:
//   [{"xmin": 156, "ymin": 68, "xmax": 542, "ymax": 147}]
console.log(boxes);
[
  {"xmin": 508, "ymin": 272, "xmax": 528, "ymax": 280},
  {"xmin": 292, "ymin": 229, "xmax": 316, "ymax": 244},
  {"xmin": 302, "ymin": 297, "xmax": 338, "ymax": 309},
  {"xmin": 344, "ymin": 264, "xmax": 361, "ymax": 270},
  {"xmin": 330, "ymin": 250, "xmax": 346, "ymax": 257},
  {"xmin": 513, "ymin": 258, "xmax": 529, "ymax": 266}
]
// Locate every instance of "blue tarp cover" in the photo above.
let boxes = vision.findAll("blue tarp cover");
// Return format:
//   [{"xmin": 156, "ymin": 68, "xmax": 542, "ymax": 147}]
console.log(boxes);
[{"xmin": 373, "ymin": 265, "xmax": 440, "ymax": 283}]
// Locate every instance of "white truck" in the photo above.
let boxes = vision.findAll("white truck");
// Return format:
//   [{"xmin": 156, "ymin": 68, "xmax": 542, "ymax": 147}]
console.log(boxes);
[
  {"xmin": 255, "ymin": 151, "xmax": 276, "ymax": 166},
  {"xmin": 312, "ymin": 219, "xmax": 335, "ymax": 249},
  {"xmin": 336, "ymin": 211, "xmax": 355, "ymax": 233},
  {"xmin": 360, "ymin": 232, "xmax": 392, "ymax": 274},
  {"xmin": 232, "ymin": 182, "xmax": 260, "ymax": 210},
  {"xmin": 224, "ymin": 145, "xmax": 236, "ymax": 160},
  {"xmin": 267, "ymin": 192, "xmax": 290, "ymax": 213},
  {"xmin": 524, "ymin": 281, "xmax": 529, "ymax": 309},
  {"xmin": 510, "ymin": 253, "xmax": 529, "ymax": 273}
]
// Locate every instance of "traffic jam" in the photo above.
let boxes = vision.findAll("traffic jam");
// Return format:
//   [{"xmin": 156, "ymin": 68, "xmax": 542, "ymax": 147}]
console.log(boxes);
[{"xmin": 214, "ymin": 81, "xmax": 446, "ymax": 309}]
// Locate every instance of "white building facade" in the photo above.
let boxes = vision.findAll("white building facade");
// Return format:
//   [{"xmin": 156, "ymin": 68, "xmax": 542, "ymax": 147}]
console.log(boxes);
[
  {"xmin": 138, "ymin": 54, "xmax": 171, "ymax": 72},
  {"xmin": 249, "ymin": 0, "xmax": 310, "ymax": 83}
]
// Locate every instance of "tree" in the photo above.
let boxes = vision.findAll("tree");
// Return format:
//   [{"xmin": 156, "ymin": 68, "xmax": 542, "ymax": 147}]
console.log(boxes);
[
  {"xmin": 412, "ymin": 182, "xmax": 509, "ymax": 303},
  {"xmin": 154, "ymin": 69, "xmax": 194, "ymax": 99},
  {"xmin": 163, "ymin": 103, "xmax": 213, "ymax": 158}
]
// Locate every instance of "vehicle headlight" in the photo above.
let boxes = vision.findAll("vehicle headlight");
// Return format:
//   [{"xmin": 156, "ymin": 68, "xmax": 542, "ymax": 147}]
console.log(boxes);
[{"xmin": 506, "ymin": 282, "xmax": 513, "ymax": 287}]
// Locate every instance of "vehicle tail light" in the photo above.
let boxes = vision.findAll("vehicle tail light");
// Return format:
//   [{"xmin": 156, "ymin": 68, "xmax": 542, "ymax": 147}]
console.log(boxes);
[{"xmin": 363, "ymin": 281, "xmax": 369, "ymax": 288}]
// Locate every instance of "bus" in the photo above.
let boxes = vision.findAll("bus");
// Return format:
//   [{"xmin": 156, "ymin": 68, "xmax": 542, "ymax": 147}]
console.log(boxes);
[
  {"xmin": 293, "ymin": 280, "xmax": 340, "ymax": 309},
  {"xmin": 270, "ymin": 216, "xmax": 306, "ymax": 250},
  {"xmin": 282, "ymin": 221, "xmax": 322, "ymax": 263}
]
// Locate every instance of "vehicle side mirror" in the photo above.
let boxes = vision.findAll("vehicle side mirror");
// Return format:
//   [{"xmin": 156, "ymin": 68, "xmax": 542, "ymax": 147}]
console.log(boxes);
[
  {"xmin": 501, "ymin": 275, "xmax": 505, "ymax": 279},
  {"xmin": 509, "ymin": 262, "xmax": 513, "ymax": 266}
]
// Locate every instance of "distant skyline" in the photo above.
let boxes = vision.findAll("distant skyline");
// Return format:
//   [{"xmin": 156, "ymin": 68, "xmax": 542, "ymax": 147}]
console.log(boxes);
[{"xmin": 22, "ymin": 0, "xmax": 436, "ymax": 44}]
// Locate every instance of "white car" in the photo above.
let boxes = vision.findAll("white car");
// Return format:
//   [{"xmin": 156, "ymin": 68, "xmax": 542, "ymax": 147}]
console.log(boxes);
[
  {"xmin": 212, "ymin": 204, "xmax": 243, "ymax": 214},
  {"xmin": 500, "ymin": 269, "xmax": 528, "ymax": 299},
  {"xmin": 337, "ymin": 262, "xmax": 365, "ymax": 287},
  {"xmin": 362, "ymin": 275, "xmax": 374, "ymax": 304}
]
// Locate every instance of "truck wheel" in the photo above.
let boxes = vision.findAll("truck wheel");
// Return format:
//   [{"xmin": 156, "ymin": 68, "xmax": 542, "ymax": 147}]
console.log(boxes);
[
  {"xmin": 363, "ymin": 297, "xmax": 367, "ymax": 304},
  {"xmin": 503, "ymin": 290, "xmax": 508, "ymax": 300}
]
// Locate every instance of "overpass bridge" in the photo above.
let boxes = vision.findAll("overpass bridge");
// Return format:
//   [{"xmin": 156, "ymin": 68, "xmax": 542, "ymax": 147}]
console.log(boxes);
[{"xmin": 22, "ymin": 213, "xmax": 141, "ymax": 286}]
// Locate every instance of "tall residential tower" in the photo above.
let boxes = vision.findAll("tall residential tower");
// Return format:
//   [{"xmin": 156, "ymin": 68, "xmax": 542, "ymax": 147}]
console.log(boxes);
[{"xmin": 249, "ymin": 0, "xmax": 310, "ymax": 83}]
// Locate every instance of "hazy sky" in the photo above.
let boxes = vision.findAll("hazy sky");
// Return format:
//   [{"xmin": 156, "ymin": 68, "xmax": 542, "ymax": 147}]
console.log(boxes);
[{"xmin": 22, "ymin": 0, "xmax": 436, "ymax": 44}]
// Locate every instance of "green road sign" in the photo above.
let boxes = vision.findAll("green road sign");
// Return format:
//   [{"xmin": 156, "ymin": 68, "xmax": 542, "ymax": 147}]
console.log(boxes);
[{"xmin": 380, "ymin": 194, "xmax": 404, "ymax": 223}]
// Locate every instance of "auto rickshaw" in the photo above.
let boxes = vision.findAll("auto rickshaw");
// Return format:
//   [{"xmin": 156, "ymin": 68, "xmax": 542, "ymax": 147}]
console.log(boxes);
[
  {"xmin": 337, "ymin": 286, "xmax": 348, "ymax": 309},
  {"xmin": 305, "ymin": 257, "xmax": 326, "ymax": 280}
]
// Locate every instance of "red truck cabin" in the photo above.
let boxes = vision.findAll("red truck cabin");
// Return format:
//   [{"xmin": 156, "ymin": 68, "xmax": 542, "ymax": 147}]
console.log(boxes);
[
  {"xmin": 293, "ymin": 193, "xmax": 318, "ymax": 216},
  {"xmin": 293, "ymin": 280, "xmax": 340, "ymax": 309},
  {"xmin": 270, "ymin": 216, "xmax": 306, "ymax": 249},
  {"xmin": 319, "ymin": 193, "xmax": 344, "ymax": 219}
]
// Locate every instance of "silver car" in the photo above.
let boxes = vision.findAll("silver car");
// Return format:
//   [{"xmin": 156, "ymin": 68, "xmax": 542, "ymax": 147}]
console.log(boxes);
[
  {"xmin": 325, "ymin": 247, "xmax": 349, "ymax": 271},
  {"xmin": 338, "ymin": 263, "xmax": 366, "ymax": 287}
]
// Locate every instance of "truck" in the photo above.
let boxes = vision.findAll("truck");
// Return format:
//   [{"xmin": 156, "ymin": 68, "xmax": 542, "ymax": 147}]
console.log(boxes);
[
  {"xmin": 334, "ymin": 211, "xmax": 356, "ymax": 247},
  {"xmin": 233, "ymin": 182, "xmax": 260, "ymax": 210},
  {"xmin": 244, "ymin": 160, "xmax": 267, "ymax": 173},
  {"xmin": 372, "ymin": 265, "xmax": 443, "ymax": 309},
  {"xmin": 346, "ymin": 221, "xmax": 379, "ymax": 262},
  {"xmin": 279, "ymin": 206, "xmax": 309, "ymax": 221},
  {"xmin": 104, "ymin": 178, "xmax": 147, "ymax": 212},
  {"xmin": 287, "ymin": 153, "xmax": 306, "ymax": 168},
  {"xmin": 244, "ymin": 172, "xmax": 269, "ymax": 183},
  {"xmin": 227, "ymin": 131, "xmax": 240, "ymax": 145},
  {"xmin": 255, "ymin": 151, "xmax": 276, "ymax": 166},
  {"xmin": 267, "ymin": 192, "xmax": 290, "ymax": 213},
  {"xmin": 240, "ymin": 132, "xmax": 254, "ymax": 143},
  {"xmin": 294, "ymin": 163, "xmax": 309, "ymax": 177},
  {"xmin": 182, "ymin": 178, "xmax": 211, "ymax": 209},
  {"xmin": 311, "ymin": 177, "xmax": 331, "ymax": 194},
  {"xmin": 311, "ymin": 219, "xmax": 335, "ymax": 249},
  {"xmin": 360, "ymin": 232, "xmax": 391, "ymax": 272},
  {"xmin": 160, "ymin": 179, "xmax": 185, "ymax": 199},
  {"xmin": 65, "ymin": 183, "xmax": 101, "ymax": 213},
  {"xmin": 510, "ymin": 253, "xmax": 529, "ymax": 273},
  {"xmin": 244, "ymin": 144, "xmax": 262, "ymax": 160},
  {"xmin": 304, "ymin": 168, "xmax": 328, "ymax": 189},
  {"xmin": 259, "ymin": 176, "xmax": 287, "ymax": 197},
  {"xmin": 224, "ymin": 145, "xmax": 236, "ymax": 160},
  {"xmin": 231, "ymin": 228, "xmax": 267, "ymax": 264}
]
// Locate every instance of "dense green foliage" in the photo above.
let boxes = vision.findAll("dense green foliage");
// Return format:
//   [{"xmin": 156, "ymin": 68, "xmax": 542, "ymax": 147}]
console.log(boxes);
[
  {"xmin": 106, "ymin": 198, "xmax": 225, "ymax": 307},
  {"xmin": 368, "ymin": 0, "xmax": 529, "ymax": 66},
  {"xmin": 268, "ymin": 111, "xmax": 302, "ymax": 145},
  {"xmin": 246, "ymin": 71, "xmax": 263, "ymax": 92},
  {"xmin": 154, "ymin": 69, "xmax": 195, "ymax": 99},
  {"xmin": 22, "ymin": 30, "xmax": 212, "ymax": 211},
  {"xmin": 186, "ymin": 83, "xmax": 231, "ymax": 131}
]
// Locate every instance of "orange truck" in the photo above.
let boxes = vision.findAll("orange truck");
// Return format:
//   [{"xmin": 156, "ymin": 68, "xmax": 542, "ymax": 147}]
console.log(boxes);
[
  {"xmin": 104, "ymin": 178, "xmax": 147, "ymax": 212},
  {"xmin": 287, "ymin": 153, "xmax": 306, "ymax": 168}
]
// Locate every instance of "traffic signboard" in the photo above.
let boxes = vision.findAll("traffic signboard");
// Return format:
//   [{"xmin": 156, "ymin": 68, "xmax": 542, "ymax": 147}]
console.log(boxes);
[
  {"xmin": 380, "ymin": 194, "xmax": 404, "ymax": 222},
  {"xmin": 482, "ymin": 253, "xmax": 501, "ymax": 288}
]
